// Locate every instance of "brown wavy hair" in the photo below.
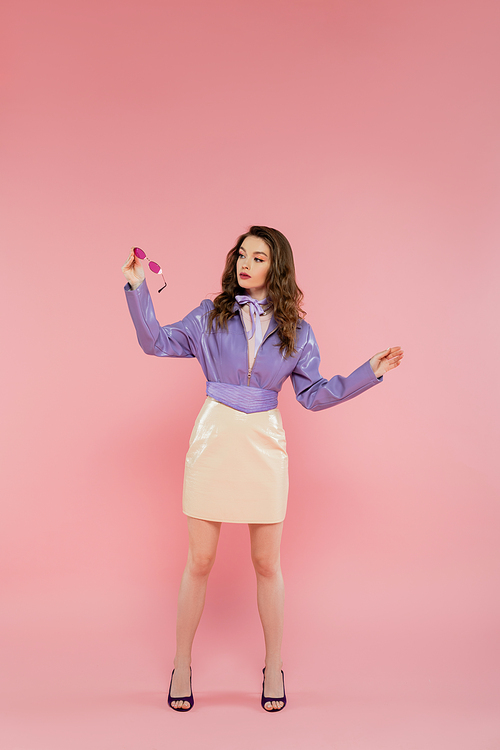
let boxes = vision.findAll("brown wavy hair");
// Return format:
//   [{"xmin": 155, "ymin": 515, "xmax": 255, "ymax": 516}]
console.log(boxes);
[{"xmin": 207, "ymin": 226, "xmax": 306, "ymax": 358}]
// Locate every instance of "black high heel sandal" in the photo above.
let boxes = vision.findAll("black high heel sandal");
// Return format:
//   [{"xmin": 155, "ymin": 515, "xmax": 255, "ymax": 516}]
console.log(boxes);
[
  {"xmin": 168, "ymin": 667, "xmax": 194, "ymax": 712},
  {"xmin": 261, "ymin": 667, "xmax": 287, "ymax": 712}
]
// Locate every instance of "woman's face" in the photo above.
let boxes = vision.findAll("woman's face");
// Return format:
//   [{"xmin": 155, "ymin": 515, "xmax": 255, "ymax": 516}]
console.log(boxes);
[{"xmin": 236, "ymin": 235, "xmax": 271, "ymax": 300}]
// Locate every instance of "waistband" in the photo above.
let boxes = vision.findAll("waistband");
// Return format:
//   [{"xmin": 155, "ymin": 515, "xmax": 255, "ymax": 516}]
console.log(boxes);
[{"xmin": 206, "ymin": 381, "xmax": 278, "ymax": 414}]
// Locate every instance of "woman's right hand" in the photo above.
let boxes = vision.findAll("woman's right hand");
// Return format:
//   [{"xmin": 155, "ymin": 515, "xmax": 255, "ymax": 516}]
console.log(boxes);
[{"xmin": 122, "ymin": 248, "xmax": 145, "ymax": 290}]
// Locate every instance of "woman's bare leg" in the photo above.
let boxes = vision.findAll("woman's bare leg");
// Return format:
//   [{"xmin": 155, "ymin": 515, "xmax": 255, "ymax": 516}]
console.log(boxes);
[
  {"xmin": 170, "ymin": 516, "xmax": 221, "ymax": 709},
  {"xmin": 249, "ymin": 521, "xmax": 285, "ymax": 710}
]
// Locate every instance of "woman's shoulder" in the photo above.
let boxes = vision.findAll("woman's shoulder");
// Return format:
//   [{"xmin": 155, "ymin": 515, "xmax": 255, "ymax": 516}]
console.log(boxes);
[
  {"xmin": 292, "ymin": 316, "xmax": 315, "ymax": 352},
  {"xmin": 295, "ymin": 316, "xmax": 312, "ymax": 336},
  {"xmin": 200, "ymin": 298, "xmax": 215, "ymax": 310},
  {"xmin": 184, "ymin": 298, "xmax": 215, "ymax": 317},
  {"xmin": 174, "ymin": 299, "xmax": 214, "ymax": 331}
]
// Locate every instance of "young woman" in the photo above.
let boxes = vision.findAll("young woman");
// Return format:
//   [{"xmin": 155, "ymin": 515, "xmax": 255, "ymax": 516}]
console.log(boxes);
[{"xmin": 122, "ymin": 226, "xmax": 403, "ymax": 713}]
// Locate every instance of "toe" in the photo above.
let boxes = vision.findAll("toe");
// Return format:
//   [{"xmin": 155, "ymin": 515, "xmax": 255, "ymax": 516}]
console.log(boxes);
[{"xmin": 264, "ymin": 699, "xmax": 285, "ymax": 710}]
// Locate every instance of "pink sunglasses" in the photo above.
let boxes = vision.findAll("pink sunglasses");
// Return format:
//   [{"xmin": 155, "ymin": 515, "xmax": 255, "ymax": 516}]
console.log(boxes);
[{"xmin": 133, "ymin": 247, "xmax": 167, "ymax": 293}]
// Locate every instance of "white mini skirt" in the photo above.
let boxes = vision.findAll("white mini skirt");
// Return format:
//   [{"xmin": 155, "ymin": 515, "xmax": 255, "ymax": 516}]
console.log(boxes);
[{"xmin": 182, "ymin": 397, "xmax": 289, "ymax": 523}]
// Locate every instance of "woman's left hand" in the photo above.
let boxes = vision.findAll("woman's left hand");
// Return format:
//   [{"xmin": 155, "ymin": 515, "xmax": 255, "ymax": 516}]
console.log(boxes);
[{"xmin": 369, "ymin": 346, "xmax": 404, "ymax": 378}]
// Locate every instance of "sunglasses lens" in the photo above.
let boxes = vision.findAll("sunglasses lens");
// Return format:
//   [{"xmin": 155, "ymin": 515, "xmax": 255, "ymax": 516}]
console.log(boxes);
[
  {"xmin": 134, "ymin": 247, "xmax": 146, "ymax": 259},
  {"xmin": 149, "ymin": 261, "xmax": 161, "ymax": 274}
]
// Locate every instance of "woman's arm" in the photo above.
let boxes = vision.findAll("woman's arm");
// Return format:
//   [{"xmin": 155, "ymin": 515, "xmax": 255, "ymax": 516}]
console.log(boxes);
[
  {"xmin": 291, "ymin": 326, "xmax": 402, "ymax": 411},
  {"xmin": 122, "ymin": 252, "xmax": 207, "ymax": 358}
]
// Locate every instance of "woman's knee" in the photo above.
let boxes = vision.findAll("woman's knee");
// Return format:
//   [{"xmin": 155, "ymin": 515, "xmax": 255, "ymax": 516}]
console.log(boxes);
[
  {"xmin": 187, "ymin": 550, "xmax": 216, "ymax": 578},
  {"xmin": 186, "ymin": 517, "xmax": 220, "ymax": 578},
  {"xmin": 252, "ymin": 553, "xmax": 281, "ymax": 578}
]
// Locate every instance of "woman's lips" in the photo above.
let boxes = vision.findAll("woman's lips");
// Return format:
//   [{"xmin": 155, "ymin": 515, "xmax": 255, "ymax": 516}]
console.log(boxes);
[{"xmin": 239, "ymin": 273, "xmax": 251, "ymax": 279}]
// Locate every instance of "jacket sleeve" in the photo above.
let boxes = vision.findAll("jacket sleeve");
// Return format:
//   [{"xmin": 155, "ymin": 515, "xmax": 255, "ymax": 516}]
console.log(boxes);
[
  {"xmin": 291, "ymin": 325, "xmax": 382, "ymax": 411},
  {"xmin": 124, "ymin": 279, "xmax": 207, "ymax": 358}
]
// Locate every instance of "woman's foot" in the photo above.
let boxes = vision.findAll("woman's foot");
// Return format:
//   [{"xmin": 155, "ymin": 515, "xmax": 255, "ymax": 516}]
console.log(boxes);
[
  {"xmin": 169, "ymin": 664, "xmax": 192, "ymax": 710},
  {"xmin": 262, "ymin": 665, "xmax": 286, "ymax": 711}
]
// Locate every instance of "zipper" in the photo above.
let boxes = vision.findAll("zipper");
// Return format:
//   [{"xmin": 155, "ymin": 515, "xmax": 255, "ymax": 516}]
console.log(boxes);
[
  {"xmin": 237, "ymin": 308, "xmax": 251, "ymax": 385},
  {"xmin": 237, "ymin": 306, "xmax": 278, "ymax": 386},
  {"xmin": 247, "ymin": 325, "xmax": 278, "ymax": 385}
]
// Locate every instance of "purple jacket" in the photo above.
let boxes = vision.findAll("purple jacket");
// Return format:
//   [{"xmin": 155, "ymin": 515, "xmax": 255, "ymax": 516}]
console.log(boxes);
[{"xmin": 125, "ymin": 280, "xmax": 382, "ymax": 411}]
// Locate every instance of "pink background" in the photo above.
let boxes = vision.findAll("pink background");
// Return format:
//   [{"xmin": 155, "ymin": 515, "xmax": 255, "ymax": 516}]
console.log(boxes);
[{"xmin": 2, "ymin": 0, "xmax": 499, "ymax": 748}]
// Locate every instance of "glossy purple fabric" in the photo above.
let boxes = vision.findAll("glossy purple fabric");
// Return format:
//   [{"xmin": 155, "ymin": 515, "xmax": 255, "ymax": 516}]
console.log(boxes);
[
  {"xmin": 206, "ymin": 381, "xmax": 278, "ymax": 413},
  {"xmin": 124, "ymin": 280, "xmax": 382, "ymax": 412}
]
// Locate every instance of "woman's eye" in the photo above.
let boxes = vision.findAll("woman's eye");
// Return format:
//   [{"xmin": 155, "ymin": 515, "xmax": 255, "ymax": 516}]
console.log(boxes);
[{"xmin": 238, "ymin": 253, "xmax": 264, "ymax": 262}]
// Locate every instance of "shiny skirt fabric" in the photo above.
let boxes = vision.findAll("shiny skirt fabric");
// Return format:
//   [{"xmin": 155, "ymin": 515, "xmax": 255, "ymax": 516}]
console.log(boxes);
[{"xmin": 182, "ymin": 397, "xmax": 289, "ymax": 523}]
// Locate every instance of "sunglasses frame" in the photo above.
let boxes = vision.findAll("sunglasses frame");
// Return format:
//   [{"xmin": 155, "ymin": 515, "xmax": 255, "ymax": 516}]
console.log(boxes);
[{"xmin": 133, "ymin": 247, "xmax": 167, "ymax": 293}]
